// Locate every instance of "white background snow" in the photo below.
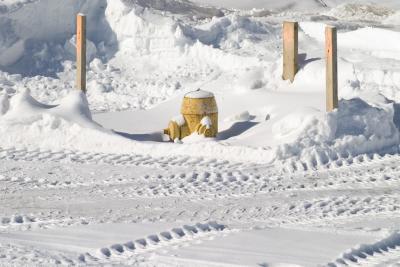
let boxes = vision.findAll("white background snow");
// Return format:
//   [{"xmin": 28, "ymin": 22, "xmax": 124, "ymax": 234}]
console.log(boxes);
[{"xmin": 1, "ymin": 0, "xmax": 400, "ymax": 266}]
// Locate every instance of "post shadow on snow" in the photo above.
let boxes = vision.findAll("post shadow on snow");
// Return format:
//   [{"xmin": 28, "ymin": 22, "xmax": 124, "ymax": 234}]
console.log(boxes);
[
  {"xmin": 298, "ymin": 53, "xmax": 321, "ymax": 71},
  {"xmin": 217, "ymin": 121, "xmax": 259, "ymax": 140},
  {"xmin": 392, "ymin": 103, "xmax": 400, "ymax": 131}
]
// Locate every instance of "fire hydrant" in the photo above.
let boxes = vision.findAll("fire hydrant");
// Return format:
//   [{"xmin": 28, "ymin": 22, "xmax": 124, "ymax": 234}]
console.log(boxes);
[{"xmin": 164, "ymin": 89, "xmax": 218, "ymax": 141}]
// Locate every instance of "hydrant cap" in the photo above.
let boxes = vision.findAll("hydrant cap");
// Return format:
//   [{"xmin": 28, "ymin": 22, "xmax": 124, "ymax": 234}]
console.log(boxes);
[{"xmin": 184, "ymin": 89, "xmax": 214, "ymax": 99}]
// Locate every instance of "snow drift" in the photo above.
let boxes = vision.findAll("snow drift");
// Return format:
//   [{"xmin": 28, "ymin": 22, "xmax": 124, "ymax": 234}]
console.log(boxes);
[
  {"xmin": 1, "ymin": 90, "xmax": 399, "ymax": 166},
  {"xmin": 0, "ymin": 0, "xmax": 399, "ymax": 166},
  {"xmin": 273, "ymin": 98, "xmax": 400, "ymax": 165},
  {"xmin": 0, "ymin": 90, "xmax": 276, "ymax": 163}
]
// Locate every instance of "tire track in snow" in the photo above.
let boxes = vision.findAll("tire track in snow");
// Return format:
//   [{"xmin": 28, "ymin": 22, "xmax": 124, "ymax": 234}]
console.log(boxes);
[
  {"xmin": 0, "ymin": 146, "xmax": 258, "ymax": 171},
  {"xmin": 82, "ymin": 222, "xmax": 228, "ymax": 265},
  {"xmin": 2, "ymin": 146, "xmax": 400, "ymax": 256},
  {"xmin": 1, "ymin": 145, "xmax": 400, "ymax": 176},
  {"xmin": 0, "ymin": 222, "xmax": 230, "ymax": 266},
  {"xmin": 328, "ymin": 232, "xmax": 400, "ymax": 266},
  {"xmin": 278, "ymin": 149, "xmax": 400, "ymax": 173}
]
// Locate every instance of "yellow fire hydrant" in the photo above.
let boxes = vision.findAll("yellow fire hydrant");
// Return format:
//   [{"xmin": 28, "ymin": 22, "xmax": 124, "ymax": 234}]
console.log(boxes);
[{"xmin": 164, "ymin": 89, "xmax": 218, "ymax": 141}]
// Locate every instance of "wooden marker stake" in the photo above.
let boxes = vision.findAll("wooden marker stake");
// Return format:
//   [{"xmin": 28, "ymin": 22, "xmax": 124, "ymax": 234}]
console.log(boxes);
[
  {"xmin": 282, "ymin": 21, "xmax": 298, "ymax": 82},
  {"xmin": 325, "ymin": 26, "xmax": 338, "ymax": 112},
  {"xmin": 76, "ymin": 14, "xmax": 86, "ymax": 92}
]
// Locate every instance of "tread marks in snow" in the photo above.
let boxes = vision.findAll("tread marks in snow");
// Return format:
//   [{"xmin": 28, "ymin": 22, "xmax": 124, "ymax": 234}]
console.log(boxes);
[
  {"xmin": 328, "ymin": 232, "xmax": 400, "ymax": 266},
  {"xmin": 90, "ymin": 222, "xmax": 227, "ymax": 263}
]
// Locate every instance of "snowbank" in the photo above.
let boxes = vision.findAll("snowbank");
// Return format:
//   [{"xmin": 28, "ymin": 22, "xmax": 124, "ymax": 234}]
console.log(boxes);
[
  {"xmin": 0, "ymin": 0, "xmax": 399, "ymax": 166},
  {"xmin": 192, "ymin": 0, "xmax": 400, "ymax": 11},
  {"xmin": 273, "ymin": 98, "xmax": 400, "ymax": 165},
  {"xmin": 325, "ymin": 3, "xmax": 395, "ymax": 21},
  {"xmin": 0, "ymin": 89, "xmax": 111, "ymax": 151},
  {"xmin": 0, "ymin": 90, "xmax": 275, "ymax": 163},
  {"xmin": 1, "ymin": 90, "xmax": 399, "ymax": 167},
  {"xmin": 300, "ymin": 22, "xmax": 400, "ymax": 61},
  {"xmin": 0, "ymin": 0, "xmax": 111, "ymax": 76}
]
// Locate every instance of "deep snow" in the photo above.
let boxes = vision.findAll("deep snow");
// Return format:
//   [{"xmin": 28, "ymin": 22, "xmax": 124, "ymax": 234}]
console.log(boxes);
[
  {"xmin": 1, "ymin": 0, "xmax": 400, "ymax": 266},
  {"xmin": 2, "ymin": 0, "xmax": 400, "ymax": 166}
]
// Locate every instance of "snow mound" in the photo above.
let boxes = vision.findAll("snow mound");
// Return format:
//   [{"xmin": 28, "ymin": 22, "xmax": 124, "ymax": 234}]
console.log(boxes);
[
  {"xmin": 0, "ymin": 90, "xmax": 273, "ymax": 163},
  {"xmin": 300, "ymin": 22, "xmax": 400, "ymax": 60},
  {"xmin": 326, "ymin": 3, "xmax": 395, "ymax": 21},
  {"xmin": 384, "ymin": 10, "xmax": 400, "ymax": 24},
  {"xmin": 274, "ymin": 98, "xmax": 400, "ymax": 166},
  {"xmin": 185, "ymin": 14, "xmax": 271, "ymax": 49},
  {"xmin": 106, "ymin": 6, "xmax": 268, "ymax": 65},
  {"xmin": 0, "ymin": 0, "xmax": 111, "ymax": 76},
  {"xmin": 3, "ymin": 90, "xmax": 398, "ymax": 167},
  {"xmin": 0, "ymin": 89, "xmax": 117, "ymax": 152},
  {"xmin": 3, "ymin": 89, "xmax": 94, "ymax": 128},
  {"xmin": 120, "ymin": 0, "xmax": 223, "ymax": 18}
]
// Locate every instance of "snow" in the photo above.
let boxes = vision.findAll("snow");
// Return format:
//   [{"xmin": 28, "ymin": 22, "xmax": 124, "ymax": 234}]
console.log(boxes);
[
  {"xmin": 152, "ymin": 227, "xmax": 378, "ymax": 266},
  {"xmin": 272, "ymin": 98, "xmax": 400, "ymax": 163},
  {"xmin": 1, "ymin": 0, "xmax": 400, "ymax": 266},
  {"xmin": 0, "ymin": 93, "xmax": 9, "ymax": 115},
  {"xmin": 3, "ymin": 89, "xmax": 95, "ymax": 128},
  {"xmin": 192, "ymin": 0, "xmax": 400, "ymax": 11},
  {"xmin": 200, "ymin": 116, "xmax": 212, "ymax": 128},
  {"xmin": 185, "ymin": 89, "xmax": 214, "ymax": 99},
  {"xmin": 171, "ymin": 114, "xmax": 186, "ymax": 126}
]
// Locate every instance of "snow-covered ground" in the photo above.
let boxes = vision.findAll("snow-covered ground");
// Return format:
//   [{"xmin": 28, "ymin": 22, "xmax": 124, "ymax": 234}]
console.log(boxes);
[{"xmin": 2, "ymin": 0, "xmax": 400, "ymax": 266}]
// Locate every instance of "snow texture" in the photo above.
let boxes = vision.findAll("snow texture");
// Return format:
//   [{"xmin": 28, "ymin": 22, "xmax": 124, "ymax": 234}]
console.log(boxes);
[{"xmin": 1, "ymin": 0, "xmax": 400, "ymax": 266}]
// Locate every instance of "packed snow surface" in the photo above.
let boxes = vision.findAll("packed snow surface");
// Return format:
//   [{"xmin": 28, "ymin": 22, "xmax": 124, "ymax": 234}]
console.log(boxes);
[{"xmin": 2, "ymin": 0, "xmax": 400, "ymax": 266}]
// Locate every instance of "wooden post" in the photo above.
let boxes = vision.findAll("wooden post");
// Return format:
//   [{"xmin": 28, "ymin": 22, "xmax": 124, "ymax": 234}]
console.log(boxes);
[
  {"xmin": 76, "ymin": 14, "xmax": 86, "ymax": 92},
  {"xmin": 282, "ymin": 21, "xmax": 298, "ymax": 82},
  {"xmin": 325, "ymin": 26, "xmax": 338, "ymax": 112}
]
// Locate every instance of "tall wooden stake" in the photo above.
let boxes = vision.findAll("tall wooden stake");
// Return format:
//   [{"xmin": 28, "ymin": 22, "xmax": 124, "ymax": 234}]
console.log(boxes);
[
  {"xmin": 282, "ymin": 21, "xmax": 298, "ymax": 82},
  {"xmin": 325, "ymin": 26, "xmax": 338, "ymax": 112},
  {"xmin": 76, "ymin": 14, "xmax": 86, "ymax": 93}
]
